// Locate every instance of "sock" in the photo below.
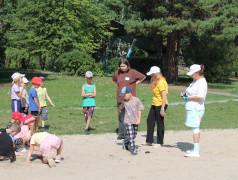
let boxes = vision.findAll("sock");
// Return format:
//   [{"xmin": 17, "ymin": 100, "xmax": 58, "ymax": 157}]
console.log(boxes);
[{"xmin": 194, "ymin": 143, "xmax": 200, "ymax": 154}]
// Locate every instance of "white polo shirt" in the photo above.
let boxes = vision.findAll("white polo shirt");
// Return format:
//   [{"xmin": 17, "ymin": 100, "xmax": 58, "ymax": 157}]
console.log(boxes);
[{"xmin": 185, "ymin": 77, "xmax": 208, "ymax": 110}]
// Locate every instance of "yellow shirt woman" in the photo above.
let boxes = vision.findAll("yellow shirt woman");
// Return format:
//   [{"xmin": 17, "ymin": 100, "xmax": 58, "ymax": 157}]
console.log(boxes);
[{"xmin": 151, "ymin": 77, "xmax": 168, "ymax": 106}]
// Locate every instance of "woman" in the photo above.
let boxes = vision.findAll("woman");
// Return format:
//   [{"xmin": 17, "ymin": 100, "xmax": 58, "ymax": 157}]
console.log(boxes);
[
  {"xmin": 181, "ymin": 64, "xmax": 207, "ymax": 157},
  {"xmin": 112, "ymin": 58, "xmax": 145, "ymax": 140},
  {"xmin": 146, "ymin": 66, "xmax": 168, "ymax": 146}
]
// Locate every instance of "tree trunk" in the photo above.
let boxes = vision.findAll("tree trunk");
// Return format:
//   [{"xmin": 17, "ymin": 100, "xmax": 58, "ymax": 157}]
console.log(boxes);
[
  {"xmin": 156, "ymin": 35, "xmax": 164, "ymax": 69},
  {"xmin": 175, "ymin": 30, "xmax": 182, "ymax": 83},
  {"xmin": 165, "ymin": 31, "xmax": 177, "ymax": 83},
  {"xmin": 39, "ymin": 55, "xmax": 46, "ymax": 70}
]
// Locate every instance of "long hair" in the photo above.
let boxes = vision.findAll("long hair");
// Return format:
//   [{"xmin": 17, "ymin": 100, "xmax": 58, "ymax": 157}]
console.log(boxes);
[
  {"xmin": 150, "ymin": 72, "xmax": 162, "ymax": 88},
  {"xmin": 198, "ymin": 65, "xmax": 205, "ymax": 76},
  {"xmin": 11, "ymin": 72, "xmax": 22, "ymax": 86}
]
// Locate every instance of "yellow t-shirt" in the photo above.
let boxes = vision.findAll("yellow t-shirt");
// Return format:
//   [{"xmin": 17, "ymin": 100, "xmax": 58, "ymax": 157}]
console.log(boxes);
[
  {"xmin": 30, "ymin": 132, "xmax": 50, "ymax": 146},
  {"xmin": 151, "ymin": 77, "xmax": 168, "ymax": 106},
  {"xmin": 37, "ymin": 87, "xmax": 47, "ymax": 107}
]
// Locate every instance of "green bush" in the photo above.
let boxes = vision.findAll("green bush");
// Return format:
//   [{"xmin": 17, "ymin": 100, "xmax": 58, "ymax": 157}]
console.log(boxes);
[{"xmin": 54, "ymin": 50, "xmax": 105, "ymax": 76}]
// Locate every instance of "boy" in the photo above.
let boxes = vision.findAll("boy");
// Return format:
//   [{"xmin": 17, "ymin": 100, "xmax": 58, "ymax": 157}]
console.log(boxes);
[
  {"xmin": 118, "ymin": 86, "xmax": 144, "ymax": 155},
  {"xmin": 6, "ymin": 111, "xmax": 23, "ymax": 129},
  {"xmin": 81, "ymin": 71, "xmax": 96, "ymax": 135},
  {"xmin": 37, "ymin": 76, "xmax": 55, "ymax": 132},
  {"xmin": 26, "ymin": 132, "xmax": 63, "ymax": 168},
  {"xmin": 20, "ymin": 77, "xmax": 30, "ymax": 116},
  {"xmin": 29, "ymin": 77, "xmax": 42, "ymax": 132},
  {"xmin": 0, "ymin": 123, "xmax": 21, "ymax": 162}
]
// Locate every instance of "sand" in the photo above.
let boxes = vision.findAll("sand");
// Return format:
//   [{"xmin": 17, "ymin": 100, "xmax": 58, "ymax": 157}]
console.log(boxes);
[{"xmin": 1, "ymin": 129, "xmax": 238, "ymax": 180}]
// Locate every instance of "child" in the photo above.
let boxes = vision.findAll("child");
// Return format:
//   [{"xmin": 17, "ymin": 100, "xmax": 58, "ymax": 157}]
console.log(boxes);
[
  {"xmin": 11, "ymin": 72, "xmax": 25, "ymax": 112},
  {"xmin": 14, "ymin": 115, "xmax": 36, "ymax": 152},
  {"xmin": 6, "ymin": 111, "xmax": 23, "ymax": 129},
  {"xmin": 20, "ymin": 77, "xmax": 30, "ymax": 117},
  {"xmin": 0, "ymin": 123, "xmax": 21, "ymax": 162},
  {"xmin": 118, "ymin": 86, "xmax": 144, "ymax": 155},
  {"xmin": 26, "ymin": 132, "xmax": 63, "ymax": 168},
  {"xmin": 37, "ymin": 76, "xmax": 55, "ymax": 131},
  {"xmin": 81, "ymin": 71, "xmax": 96, "ymax": 135},
  {"xmin": 29, "ymin": 77, "xmax": 42, "ymax": 132}
]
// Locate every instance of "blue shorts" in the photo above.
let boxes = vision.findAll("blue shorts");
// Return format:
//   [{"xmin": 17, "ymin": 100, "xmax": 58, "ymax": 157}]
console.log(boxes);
[
  {"xmin": 185, "ymin": 109, "xmax": 205, "ymax": 128},
  {"xmin": 11, "ymin": 100, "xmax": 21, "ymax": 112}
]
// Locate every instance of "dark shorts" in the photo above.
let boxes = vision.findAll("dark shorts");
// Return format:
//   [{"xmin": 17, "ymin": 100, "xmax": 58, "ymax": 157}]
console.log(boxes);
[
  {"xmin": 31, "ymin": 111, "xmax": 39, "ymax": 117},
  {"xmin": 83, "ymin": 106, "xmax": 95, "ymax": 118},
  {"xmin": 20, "ymin": 107, "xmax": 28, "ymax": 115},
  {"xmin": 39, "ymin": 106, "xmax": 48, "ymax": 121}
]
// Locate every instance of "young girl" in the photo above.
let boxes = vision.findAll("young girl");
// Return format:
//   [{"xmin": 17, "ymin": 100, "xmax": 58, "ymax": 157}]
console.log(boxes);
[
  {"xmin": 146, "ymin": 66, "xmax": 168, "ymax": 146},
  {"xmin": 81, "ymin": 71, "xmax": 96, "ymax": 135},
  {"xmin": 26, "ymin": 132, "xmax": 63, "ymax": 168},
  {"xmin": 37, "ymin": 76, "xmax": 55, "ymax": 131},
  {"xmin": 11, "ymin": 72, "xmax": 25, "ymax": 112}
]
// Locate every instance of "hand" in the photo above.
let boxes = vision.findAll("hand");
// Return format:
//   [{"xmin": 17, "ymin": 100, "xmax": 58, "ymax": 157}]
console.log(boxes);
[
  {"xmin": 160, "ymin": 111, "xmax": 166, "ymax": 117},
  {"xmin": 38, "ymin": 108, "xmax": 41, "ymax": 113},
  {"xmin": 52, "ymin": 104, "xmax": 55, "ymax": 108},
  {"xmin": 182, "ymin": 96, "xmax": 189, "ymax": 101},
  {"xmin": 24, "ymin": 107, "xmax": 28, "ymax": 112},
  {"xmin": 117, "ymin": 108, "xmax": 121, "ymax": 115},
  {"xmin": 180, "ymin": 92, "xmax": 185, "ymax": 97},
  {"xmin": 136, "ymin": 120, "xmax": 141, "ymax": 125}
]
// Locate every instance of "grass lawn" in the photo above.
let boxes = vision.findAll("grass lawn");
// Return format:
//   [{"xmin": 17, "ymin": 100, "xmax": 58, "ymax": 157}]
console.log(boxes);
[{"xmin": 0, "ymin": 71, "xmax": 238, "ymax": 135}]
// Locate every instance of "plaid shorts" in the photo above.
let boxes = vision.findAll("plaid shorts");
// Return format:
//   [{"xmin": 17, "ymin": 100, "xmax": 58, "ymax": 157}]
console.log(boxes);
[{"xmin": 83, "ymin": 106, "xmax": 95, "ymax": 118}]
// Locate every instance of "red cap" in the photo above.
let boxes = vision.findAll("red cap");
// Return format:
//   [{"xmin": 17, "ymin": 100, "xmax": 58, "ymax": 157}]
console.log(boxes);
[
  {"xmin": 12, "ymin": 112, "xmax": 23, "ymax": 121},
  {"xmin": 31, "ymin": 77, "xmax": 42, "ymax": 85},
  {"xmin": 22, "ymin": 115, "xmax": 36, "ymax": 125}
]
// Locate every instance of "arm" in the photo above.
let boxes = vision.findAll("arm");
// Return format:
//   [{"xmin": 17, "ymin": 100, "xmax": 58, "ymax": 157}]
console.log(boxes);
[
  {"xmin": 45, "ymin": 91, "xmax": 55, "ymax": 107},
  {"xmin": 16, "ymin": 83, "xmax": 25, "ymax": 97},
  {"xmin": 136, "ymin": 111, "xmax": 142, "ymax": 125},
  {"xmin": 136, "ymin": 76, "xmax": 146, "ymax": 85},
  {"xmin": 183, "ymin": 96, "xmax": 204, "ymax": 101},
  {"xmin": 81, "ymin": 86, "xmax": 93, "ymax": 98},
  {"xmin": 33, "ymin": 97, "xmax": 41, "ymax": 113},
  {"xmin": 21, "ymin": 94, "xmax": 28, "ymax": 111},
  {"xmin": 26, "ymin": 144, "xmax": 34, "ymax": 162},
  {"xmin": 160, "ymin": 90, "xmax": 167, "ymax": 117},
  {"xmin": 117, "ymin": 103, "xmax": 124, "ymax": 114},
  {"xmin": 87, "ymin": 86, "xmax": 96, "ymax": 98}
]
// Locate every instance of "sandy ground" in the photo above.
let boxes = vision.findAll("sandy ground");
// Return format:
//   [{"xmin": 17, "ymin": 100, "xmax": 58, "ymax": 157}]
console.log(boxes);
[{"xmin": 1, "ymin": 129, "xmax": 238, "ymax": 180}]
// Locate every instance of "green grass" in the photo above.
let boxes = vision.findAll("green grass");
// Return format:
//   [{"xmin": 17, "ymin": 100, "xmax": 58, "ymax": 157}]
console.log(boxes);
[{"xmin": 0, "ymin": 71, "xmax": 238, "ymax": 135}]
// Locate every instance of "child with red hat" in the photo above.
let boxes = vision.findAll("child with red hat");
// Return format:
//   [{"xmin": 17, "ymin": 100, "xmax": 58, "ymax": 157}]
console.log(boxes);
[{"xmin": 29, "ymin": 77, "xmax": 42, "ymax": 132}]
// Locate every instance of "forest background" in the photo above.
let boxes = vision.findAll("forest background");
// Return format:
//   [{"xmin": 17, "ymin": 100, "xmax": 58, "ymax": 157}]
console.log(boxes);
[{"xmin": 0, "ymin": 0, "xmax": 238, "ymax": 83}]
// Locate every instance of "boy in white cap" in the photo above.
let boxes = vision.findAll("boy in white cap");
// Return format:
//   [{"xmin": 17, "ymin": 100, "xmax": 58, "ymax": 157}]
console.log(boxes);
[
  {"xmin": 81, "ymin": 71, "xmax": 96, "ymax": 135},
  {"xmin": 20, "ymin": 77, "xmax": 30, "ymax": 116},
  {"xmin": 118, "ymin": 86, "xmax": 144, "ymax": 155}
]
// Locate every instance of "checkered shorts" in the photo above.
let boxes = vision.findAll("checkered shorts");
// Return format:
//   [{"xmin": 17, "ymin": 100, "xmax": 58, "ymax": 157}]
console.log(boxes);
[{"xmin": 83, "ymin": 106, "xmax": 95, "ymax": 118}]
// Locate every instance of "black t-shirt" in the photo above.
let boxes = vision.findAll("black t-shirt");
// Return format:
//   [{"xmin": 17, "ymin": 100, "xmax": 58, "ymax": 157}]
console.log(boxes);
[{"xmin": 0, "ymin": 129, "xmax": 15, "ymax": 158}]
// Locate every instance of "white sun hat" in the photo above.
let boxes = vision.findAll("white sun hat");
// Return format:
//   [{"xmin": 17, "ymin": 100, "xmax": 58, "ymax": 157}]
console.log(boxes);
[
  {"xmin": 187, "ymin": 64, "xmax": 201, "ymax": 76},
  {"xmin": 22, "ymin": 77, "xmax": 29, "ymax": 83},
  {"xmin": 11, "ymin": 72, "xmax": 25, "ymax": 80},
  {"xmin": 146, "ymin": 66, "xmax": 161, "ymax": 75}
]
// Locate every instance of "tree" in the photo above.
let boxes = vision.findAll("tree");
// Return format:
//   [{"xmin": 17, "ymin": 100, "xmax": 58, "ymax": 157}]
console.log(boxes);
[{"xmin": 5, "ymin": 0, "xmax": 110, "ymax": 70}]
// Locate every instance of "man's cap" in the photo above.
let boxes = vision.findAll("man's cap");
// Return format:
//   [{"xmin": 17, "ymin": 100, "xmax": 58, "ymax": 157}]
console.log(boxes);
[
  {"xmin": 146, "ymin": 66, "xmax": 161, "ymax": 75},
  {"xmin": 22, "ymin": 77, "xmax": 29, "ymax": 83},
  {"xmin": 22, "ymin": 115, "xmax": 36, "ymax": 125},
  {"xmin": 119, "ymin": 86, "xmax": 132, "ymax": 96},
  {"xmin": 85, "ymin": 71, "xmax": 93, "ymax": 78},
  {"xmin": 11, "ymin": 72, "xmax": 25, "ymax": 80},
  {"xmin": 31, "ymin": 77, "xmax": 42, "ymax": 85},
  {"xmin": 187, "ymin": 64, "xmax": 201, "ymax": 76},
  {"xmin": 12, "ymin": 112, "xmax": 24, "ymax": 121}
]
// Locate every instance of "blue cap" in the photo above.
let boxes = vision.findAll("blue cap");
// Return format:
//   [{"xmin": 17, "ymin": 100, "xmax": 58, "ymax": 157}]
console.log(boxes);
[{"xmin": 119, "ymin": 86, "xmax": 132, "ymax": 96}]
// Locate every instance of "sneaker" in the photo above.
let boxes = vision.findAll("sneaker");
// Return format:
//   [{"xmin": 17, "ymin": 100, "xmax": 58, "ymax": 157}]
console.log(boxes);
[
  {"xmin": 131, "ymin": 149, "xmax": 138, "ymax": 155},
  {"xmin": 122, "ymin": 141, "xmax": 129, "ymax": 151},
  {"xmin": 0, "ymin": 156, "xmax": 9, "ymax": 161},
  {"xmin": 84, "ymin": 129, "xmax": 90, "ymax": 135},
  {"xmin": 88, "ymin": 127, "xmax": 96, "ymax": 131},
  {"xmin": 55, "ymin": 156, "xmax": 62, "ymax": 163},
  {"xmin": 186, "ymin": 149, "xmax": 194, "ymax": 154},
  {"xmin": 146, "ymin": 142, "xmax": 154, "ymax": 146},
  {"xmin": 117, "ymin": 136, "xmax": 124, "ymax": 140},
  {"xmin": 184, "ymin": 151, "xmax": 200, "ymax": 157},
  {"xmin": 41, "ymin": 127, "xmax": 47, "ymax": 132},
  {"xmin": 47, "ymin": 154, "xmax": 56, "ymax": 168},
  {"xmin": 153, "ymin": 144, "xmax": 162, "ymax": 148},
  {"xmin": 16, "ymin": 146, "xmax": 26, "ymax": 152}
]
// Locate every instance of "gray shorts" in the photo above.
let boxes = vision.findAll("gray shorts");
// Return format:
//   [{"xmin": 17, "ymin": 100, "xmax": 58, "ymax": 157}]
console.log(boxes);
[{"xmin": 40, "ymin": 106, "xmax": 48, "ymax": 121}]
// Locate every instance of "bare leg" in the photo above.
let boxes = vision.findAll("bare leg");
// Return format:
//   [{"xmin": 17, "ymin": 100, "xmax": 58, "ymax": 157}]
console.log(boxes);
[
  {"xmin": 56, "ymin": 139, "xmax": 63, "ymax": 158},
  {"xmin": 42, "ymin": 120, "xmax": 45, "ymax": 128},
  {"xmin": 35, "ymin": 116, "xmax": 39, "ymax": 132},
  {"xmin": 85, "ymin": 116, "xmax": 91, "ymax": 130},
  {"xmin": 193, "ymin": 133, "xmax": 200, "ymax": 143}
]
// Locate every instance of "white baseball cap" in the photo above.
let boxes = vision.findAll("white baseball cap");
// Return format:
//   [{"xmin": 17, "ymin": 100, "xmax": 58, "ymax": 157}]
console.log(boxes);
[
  {"xmin": 22, "ymin": 77, "xmax": 29, "ymax": 83},
  {"xmin": 187, "ymin": 64, "xmax": 201, "ymax": 76},
  {"xmin": 85, "ymin": 71, "xmax": 93, "ymax": 78},
  {"xmin": 11, "ymin": 72, "xmax": 25, "ymax": 80},
  {"xmin": 146, "ymin": 66, "xmax": 161, "ymax": 75}
]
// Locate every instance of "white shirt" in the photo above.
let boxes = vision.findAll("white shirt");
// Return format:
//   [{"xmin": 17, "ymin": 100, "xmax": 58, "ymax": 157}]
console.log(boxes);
[{"xmin": 185, "ymin": 77, "xmax": 207, "ymax": 110}]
